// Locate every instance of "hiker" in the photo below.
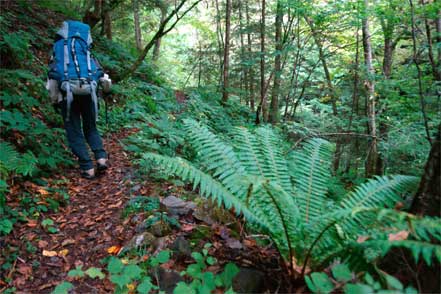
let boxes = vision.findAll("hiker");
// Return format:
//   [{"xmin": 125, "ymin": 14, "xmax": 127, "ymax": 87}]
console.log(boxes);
[{"xmin": 46, "ymin": 20, "xmax": 112, "ymax": 179}]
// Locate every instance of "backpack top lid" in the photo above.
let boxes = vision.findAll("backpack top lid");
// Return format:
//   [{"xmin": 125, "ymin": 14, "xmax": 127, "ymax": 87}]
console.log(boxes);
[{"xmin": 56, "ymin": 20, "xmax": 92, "ymax": 45}]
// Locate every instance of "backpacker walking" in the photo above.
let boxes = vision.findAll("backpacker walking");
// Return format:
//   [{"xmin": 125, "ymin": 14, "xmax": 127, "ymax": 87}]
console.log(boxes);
[{"xmin": 46, "ymin": 20, "xmax": 112, "ymax": 179}]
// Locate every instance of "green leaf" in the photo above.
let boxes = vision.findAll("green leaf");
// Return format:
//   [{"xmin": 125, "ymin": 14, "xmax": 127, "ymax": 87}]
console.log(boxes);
[
  {"xmin": 123, "ymin": 264, "xmax": 142, "ymax": 279},
  {"xmin": 137, "ymin": 277, "xmax": 155, "ymax": 293},
  {"xmin": 404, "ymin": 287, "xmax": 418, "ymax": 294},
  {"xmin": 51, "ymin": 282, "xmax": 74, "ymax": 294},
  {"xmin": 151, "ymin": 250, "xmax": 171, "ymax": 267},
  {"xmin": 206, "ymin": 256, "xmax": 216, "ymax": 265},
  {"xmin": 110, "ymin": 273, "xmax": 131, "ymax": 289},
  {"xmin": 384, "ymin": 274, "xmax": 403, "ymax": 290},
  {"xmin": 41, "ymin": 219, "xmax": 54, "ymax": 227},
  {"xmin": 47, "ymin": 227, "xmax": 58, "ymax": 234},
  {"xmin": 85, "ymin": 267, "xmax": 105, "ymax": 279},
  {"xmin": 331, "ymin": 264, "xmax": 352, "ymax": 282},
  {"xmin": 173, "ymin": 282, "xmax": 196, "ymax": 294},
  {"xmin": 191, "ymin": 252, "xmax": 204, "ymax": 264},
  {"xmin": 305, "ymin": 272, "xmax": 334, "ymax": 294},
  {"xmin": 0, "ymin": 219, "xmax": 13, "ymax": 235},
  {"xmin": 344, "ymin": 283, "xmax": 373, "ymax": 294},
  {"xmin": 186, "ymin": 264, "xmax": 202, "ymax": 279},
  {"xmin": 201, "ymin": 271, "xmax": 216, "ymax": 291},
  {"xmin": 219, "ymin": 263, "xmax": 239, "ymax": 288},
  {"xmin": 68, "ymin": 266, "xmax": 85, "ymax": 278},
  {"xmin": 108, "ymin": 257, "xmax": 124, "ymax": 274}
]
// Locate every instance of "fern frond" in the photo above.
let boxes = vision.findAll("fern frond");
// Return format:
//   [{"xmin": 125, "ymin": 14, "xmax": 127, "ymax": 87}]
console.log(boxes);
[
  {"xmin": 255, "ymin": 127, "xmax": 292, "ymax": 193},
  {"xmin": 357, "ymin": 239, "xmax": 441, "ymax": 266},
  {"xmin": 232, "ymin": 127, "xmax": 267, "ymax": 179},
  {"xmin": 141, "ymin": 153, "xmax": 266, "ymax": 229},
  {"xmin": 341, "ymin": 175, "xmax": 418, "ymax": 210},
  {"xmin": 0, "ymin": 141, "xmax": 19, "ymax": 175},
  {"xmin": 339, "ymin": 175, "xmax": 419, "ymax": 237},
  {"xmin": 291, "ymin": 138, "xmax": 334, "ymax": 223},
  {"xmin": 182, "ymin": 119, "xmax": 248, "ymax": 200}
]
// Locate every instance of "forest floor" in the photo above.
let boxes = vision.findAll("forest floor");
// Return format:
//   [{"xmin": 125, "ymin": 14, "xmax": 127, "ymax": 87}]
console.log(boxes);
[
  {"xmin": 4, "ymin": 130, "xmax": 140, "ymax": 292},
  {"xmin": 3, "ymin": 128, "xmax": 288, "ymax": 293}
]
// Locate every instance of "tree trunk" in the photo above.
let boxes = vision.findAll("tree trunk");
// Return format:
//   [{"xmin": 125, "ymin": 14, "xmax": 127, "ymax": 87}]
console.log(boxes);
[
  {"xmin": 222, "ymin": 0, "xmax": 232, "ymax": 103},
  {"xmin": 83, "ymin": 0, "xmax": 102, "ymax": 29},
  {"xmin": 382, "ymin": 36, "xmax": 393, "ymax": 79},
  {"xmin": 215, "ymin": 0, "xmax": 225, "ymax": 90},
  {"xmin": 198, "ymin": 41, "xmax": 202, "ymax": 87},
  {"xmin": 132, "ymin": 0, "xmax": 142, "ymax": 51},
  {"xmin": 409, "ymin": 0, "xmax": 432, "ymax": 145},
  {"xmin": 362, "ymin": 0, "xmax": 378, "ymax": 178},
  {"xmin": 238, "ymin": 0, "xmax": 248, "ymax": 106},
  {"xmin": 409, "ymin": 124, "xmax": 441, "ymax": 293},
  {"xmin": 421, "ymin": 0, "xmax": 441, "ymax": 81},
  {"xmin": 436, "ymin": 0, "xmax": 441, "ymax": 67},
  {"xmin": 256, "ymin": 0, "xmax": 267, "ymax": 124},
  {"xmin": 246, "ymin": 0, "xmax": 255, "ymax": 111},
  {"xmin": 269, "ymin": 0, "xmax": 282, "ymax": 124},
  {"xmin": 116, "ymin": 0, "xmax": 201, "ymax": 82},
  {"xmin": 101, "ymin": 0, "xmax": 112, "ymax": 39},
  {"xmin": 153, "ymin": 6, "xmax": 167, "ymax": 61}
]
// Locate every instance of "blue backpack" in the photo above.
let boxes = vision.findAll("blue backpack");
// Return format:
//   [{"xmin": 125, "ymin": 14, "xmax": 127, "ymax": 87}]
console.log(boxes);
[{"xmin": 48, "ymin": 20, "xmax": 104, "ymax": 121}]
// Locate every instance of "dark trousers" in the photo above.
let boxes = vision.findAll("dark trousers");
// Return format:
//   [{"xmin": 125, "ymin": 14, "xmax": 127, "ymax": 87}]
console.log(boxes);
[{"xmin": 60, "ymin": 95, "xmax": 107, "ymax": 170}]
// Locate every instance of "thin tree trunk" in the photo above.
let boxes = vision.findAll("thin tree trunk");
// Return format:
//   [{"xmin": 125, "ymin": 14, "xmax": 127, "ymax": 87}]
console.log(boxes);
[
  {"xmin": 83, "ymin": 0, "xmax": 102, "ymax": 29},
  {"xmin": 222, "ymin": 0, "xmax": 232, "ymax": 103},
  {"xmin": 409, "ymin": 0, "xmax": 433, "ymax": 145},
  {"xmin": 215, "ymin": 0, "xmax": 225, "ymax": 89},
  {"xmin": 198, "ymin": 41, "xmax": 202, "ymax": 87},
  {"xmin": 256, "ymin": 0, "xmax": 266, "ymax": 124},
  {"xmin": 436, "ymin": 0, "xmax": 441, "ymax": 66},
  {"xmin": 239, "ymin": 0, "xmax": 248, "ymax": 106},
  {"xmin": 101, "ymin": 0, "xmax": 112, "ymax": 40},
  {"xmin": 132, "ymin": 0, "xmax": 142, "ymax": 51},
  {"xmin": 362, "ymin": 0, "xmax": 378, "ymax": 178},
  {"xmin": 117, "ymin": 0, "xmax": 201, "ymax": 82},
  {"xmin": 421, "ymin": 0, "xmax": 441, "ymax": 80},
  {"xmin": 246, "ymin": 0, "xmax": 255, "ymax": 111},
  {"xmin": 269, "ymin": 0, "xmax": 282, "ymax": 124},
  {"xmin": 153, "ymin": 6, "xmax": 167, "ymax": 61}
]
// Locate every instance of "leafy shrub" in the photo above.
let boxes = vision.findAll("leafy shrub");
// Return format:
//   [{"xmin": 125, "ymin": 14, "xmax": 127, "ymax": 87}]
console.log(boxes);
[{"xmin": 0, "ymin": 31, "xmax": 33, "ymax": 68}]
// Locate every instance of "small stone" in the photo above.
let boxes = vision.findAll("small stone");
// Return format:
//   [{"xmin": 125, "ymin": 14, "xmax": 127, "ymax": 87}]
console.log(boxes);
[
  {"xmin": 135, "ymin": 221, "xmax": 147, "ymax": 233},
  {"xmin": 125, "ymin": 232, "xmax": 156, "ymax": 251},
  {"xmin": 233, "ymin": 267, "xmax": 265, "ymax": 293},
  {"xmin": 161, "ymin": 196, "xmax": 196, "ymax": 216},
  {"xmin": 131, "ymin": 214, "xmax": 143, "ymax": 225},
  {"xmin": 171, "ymin": 236, "xmax": 192, "ymax": 259},
  {"xmin": 156, "ymin": 268, "xmax": 183, "ymax": 294},
  {"xmin": 148, "ymin": 221, "xmax": 172, "ymax": 237},
  {"xmin": 226, "ymin": 238, "xmax": 243, "ymax": 250},
  {"xmin": 131, "ymin": 184, "xmax": 141, "ymax": 192}
]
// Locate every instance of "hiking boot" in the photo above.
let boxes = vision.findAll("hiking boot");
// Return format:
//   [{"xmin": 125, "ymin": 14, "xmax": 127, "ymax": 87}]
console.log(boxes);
[
  {"xmin": 97, "ymin": 158, "xmax": 108, "ymax": 172},
  {"xmin": 81, "ymin": 168, "xmax": 95, "ymax": 179}
]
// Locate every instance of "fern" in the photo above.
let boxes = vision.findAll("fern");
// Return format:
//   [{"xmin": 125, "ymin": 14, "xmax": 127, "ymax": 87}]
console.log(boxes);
[
  {"xmin": 142, "ymin": 119, "xmax": 438, "ymax": 274},
  {"xmin": 291, "ymin": 138, "xmax": 334, "ymax": 223},
  {"xmin": 338, "ymin": 175, "xmax": 419, "ymax": 239},
  {"xmin": 0, "ymin": 141, "xmax": 19, "ymax": 176},
  {"xmin": 0, "ymin": 141, "xmax": 37, "ymax": 177}
]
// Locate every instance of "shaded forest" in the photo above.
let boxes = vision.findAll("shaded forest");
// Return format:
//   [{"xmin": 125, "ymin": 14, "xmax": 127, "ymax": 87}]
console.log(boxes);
[{"xmin": 0, "ymin": 0, "xmax": 440, "ymax": 293}]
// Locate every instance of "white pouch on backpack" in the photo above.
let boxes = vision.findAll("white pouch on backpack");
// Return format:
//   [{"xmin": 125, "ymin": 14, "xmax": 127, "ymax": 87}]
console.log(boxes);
[
  {"xmin": 46, "ymin": 79, "xmax": 63, "ymax": 103},
  {"xmin": 61, "ymin": 79, "xmax": 93, "ymax": 96}
]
